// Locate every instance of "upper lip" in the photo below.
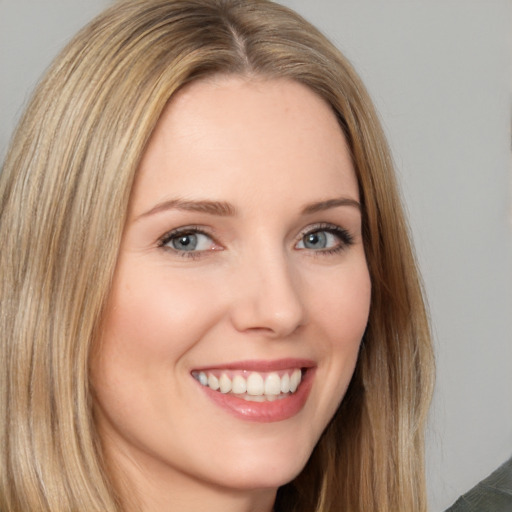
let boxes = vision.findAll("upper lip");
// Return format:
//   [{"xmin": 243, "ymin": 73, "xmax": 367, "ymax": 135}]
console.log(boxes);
[{"xmin": 192, "ymin": 358, "xmax": 316, "ymax": 372}]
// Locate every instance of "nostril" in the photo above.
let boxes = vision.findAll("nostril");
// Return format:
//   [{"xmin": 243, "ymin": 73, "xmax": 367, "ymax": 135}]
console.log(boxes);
[{"xmin": 245, "ymin": 326, "xmax": 277, "ymax": 334}]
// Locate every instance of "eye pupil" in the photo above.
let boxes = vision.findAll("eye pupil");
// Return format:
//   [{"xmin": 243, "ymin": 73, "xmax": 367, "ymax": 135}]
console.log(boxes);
[
  {"xmin": 172, "ymin": 234, "xmax": 197, "ymax": 251},
  {"xmin": 304, "ymin": 231, "xmax": 327, "ymax": 249}
]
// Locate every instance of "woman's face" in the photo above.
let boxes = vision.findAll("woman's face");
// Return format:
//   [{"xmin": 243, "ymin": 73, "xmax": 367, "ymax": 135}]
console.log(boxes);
[{"xmin": 91, "ymin": 76, "xmax": 371, "ymax": 507}]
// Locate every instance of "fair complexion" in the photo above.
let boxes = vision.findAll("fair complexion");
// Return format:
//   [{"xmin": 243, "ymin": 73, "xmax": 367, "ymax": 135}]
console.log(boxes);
[{"xmin": 91, "ymin": 76, "xmax": 371, "ymax": 512}]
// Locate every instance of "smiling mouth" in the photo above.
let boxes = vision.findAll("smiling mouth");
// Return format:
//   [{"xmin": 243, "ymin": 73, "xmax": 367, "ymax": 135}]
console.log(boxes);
[{"xmin": 191, "ymin": 368, "xmax": 304, "ymax": 402}]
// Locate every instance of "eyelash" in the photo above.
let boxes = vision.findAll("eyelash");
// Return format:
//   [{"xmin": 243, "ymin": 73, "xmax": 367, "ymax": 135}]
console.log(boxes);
[
  {"xmin": 297, "ymin": 223, "xmax": 354, "ymax": 256},
  {"xmin": 157, "ymin": 223, "xmax": 354, "ymax": 259},
  {"xmin": 158, "ymin": 225, "xmax": 215, "ymax": 260}
]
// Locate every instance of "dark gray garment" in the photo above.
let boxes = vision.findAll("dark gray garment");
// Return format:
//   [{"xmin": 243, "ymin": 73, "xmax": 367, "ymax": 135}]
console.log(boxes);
[{"xmin": 445, "ymin": 456, "xmax": 512, "ymax": 511}]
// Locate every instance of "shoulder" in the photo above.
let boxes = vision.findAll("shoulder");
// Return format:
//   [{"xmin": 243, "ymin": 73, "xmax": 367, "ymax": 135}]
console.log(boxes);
[{"xmin": 444, "ymin": 456, "xmax": 512, "ymax": 512}]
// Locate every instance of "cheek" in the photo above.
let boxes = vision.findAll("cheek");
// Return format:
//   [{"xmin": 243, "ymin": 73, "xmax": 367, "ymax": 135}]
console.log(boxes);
[
  {"xmin": 308, "ymin": 262, "xmax": 371, "ymax": 407},
  {"xmin": 312, "ymin": 261, "xmax": 371, "ymax": 347},
  {"xmin": 98, "ymin": 264, "xmax": 222, "ymax": 365},
  {"xmin": 89, "ymin": 262, "xmax": 225, "ymax": 436}
]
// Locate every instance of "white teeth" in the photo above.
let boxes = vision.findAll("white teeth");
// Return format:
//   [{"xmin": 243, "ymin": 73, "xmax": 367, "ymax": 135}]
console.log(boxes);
[
  {"xmin": 194, "ymin": 368, "xmax": 304, "ymax": 398},
  {"xmin": 264, "ymin": 372, "xmax": 281, "ymax": 395},
  {"xmin": 247, "ymin": 372, "xmax": 264, "ymax": 395},
  {"xmin": 280, "ymin": 373, "xmax": 290, "ymax": 393},
  {"xmin": 290, "ymin": 369, "xmax": 301, "ymax": 393},
  {"xmin": 232, "ymin": 374, "xmax": 247, "ymax": 394},
  {"xmin": 219, "ymin": 373, "xmax": 232, "ymax": 394},
  {"xmin": 243, "ymin": 394, "xmax": 266, "ymax": 402},
  {"xmin": 207, "ymin": 374, "xmax": 220, "ymax": 391},
  {"xmin": 241, "ymin": 393, "xmax": 288, "ymax": 402}
]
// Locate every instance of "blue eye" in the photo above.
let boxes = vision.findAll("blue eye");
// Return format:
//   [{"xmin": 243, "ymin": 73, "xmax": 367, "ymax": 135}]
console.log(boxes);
[
  {"xmin": 161, "ymin": 229, "xmax": 216, "ymax": 253},
  {"xmin": 301, "ymin": 231, "xmax": 331, "ymax": 249},
  {"xmin": 296, "ymin": 225, "xmax": 353, "ymax": 252}
]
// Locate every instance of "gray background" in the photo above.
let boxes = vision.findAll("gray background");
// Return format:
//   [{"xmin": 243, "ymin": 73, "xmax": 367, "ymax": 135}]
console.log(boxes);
[{"xmin": 1, "ymin": 1, "xmax": 511, "ymax": 510}]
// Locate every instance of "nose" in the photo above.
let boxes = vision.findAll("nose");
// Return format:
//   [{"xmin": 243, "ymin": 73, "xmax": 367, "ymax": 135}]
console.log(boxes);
[{"xmin": 228, "ymin": 250, "xmax": 306, "ymax": 338}]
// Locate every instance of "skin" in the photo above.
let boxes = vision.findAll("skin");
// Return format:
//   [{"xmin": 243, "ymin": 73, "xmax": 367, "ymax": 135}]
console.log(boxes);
[{"xmin": 91, "ymin": 76, "xmax": 372, "ymax": 512}]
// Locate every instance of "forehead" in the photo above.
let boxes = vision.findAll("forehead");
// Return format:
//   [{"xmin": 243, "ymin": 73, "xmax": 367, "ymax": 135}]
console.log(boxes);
[{"xmin": 132, "ymin": 76, "xmax": 358, "ymax": 214}]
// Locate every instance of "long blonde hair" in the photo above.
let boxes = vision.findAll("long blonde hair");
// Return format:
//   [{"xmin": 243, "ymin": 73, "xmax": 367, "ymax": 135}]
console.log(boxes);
[{"xmin": 0, "ymin": 1, "xmax": 434, "ymax": 510}]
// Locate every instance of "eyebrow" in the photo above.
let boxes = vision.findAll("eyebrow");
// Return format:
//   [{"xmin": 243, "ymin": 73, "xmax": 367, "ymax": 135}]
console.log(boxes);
[
  {"xmin": 137, "ymin": 198, "xmax": 237, "ymax": 220},
  {"xmin": 136, "ymin": 196, "xmax": 360, "ymax": 221},
  {"xmin": 301, "ymin": 198, "xmax": 361, "ymax": 214}
]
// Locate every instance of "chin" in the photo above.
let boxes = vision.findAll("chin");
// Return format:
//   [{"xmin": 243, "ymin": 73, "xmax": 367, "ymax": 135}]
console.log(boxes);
[{"xmin": 207, "ymin": 439, "xmax": 314, "ymax": 491}]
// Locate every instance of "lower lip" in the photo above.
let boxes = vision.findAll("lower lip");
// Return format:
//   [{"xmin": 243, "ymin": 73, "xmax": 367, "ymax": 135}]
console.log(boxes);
[{"xmin": 195, "ymin": 369, "xmax": 315, "ymax": 423}]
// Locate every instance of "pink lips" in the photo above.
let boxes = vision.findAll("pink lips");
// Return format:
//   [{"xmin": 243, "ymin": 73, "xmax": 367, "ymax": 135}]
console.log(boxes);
[{"xmin": 192, "ymin": 359, "xmax": 316, "ymax": 423}]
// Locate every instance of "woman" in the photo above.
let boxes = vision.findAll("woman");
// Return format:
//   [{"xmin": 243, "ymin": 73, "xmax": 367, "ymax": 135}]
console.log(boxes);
[{"xmin": 0, "ymin": 0, "xmax": 434, "ymax": 511}]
